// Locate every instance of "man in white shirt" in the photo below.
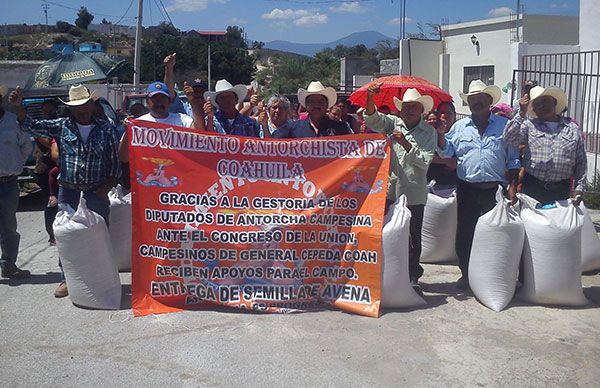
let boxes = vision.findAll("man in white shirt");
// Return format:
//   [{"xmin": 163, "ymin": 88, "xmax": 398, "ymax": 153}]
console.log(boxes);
[{"xmin": 138, "ymin": 81, "xmax": 203, "ymax": 129}]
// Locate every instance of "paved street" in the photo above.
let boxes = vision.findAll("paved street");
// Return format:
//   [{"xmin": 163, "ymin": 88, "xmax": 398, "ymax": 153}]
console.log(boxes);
[{"xmin": 1, "ymin": 191, "xmax": 599, "ymax": 387}]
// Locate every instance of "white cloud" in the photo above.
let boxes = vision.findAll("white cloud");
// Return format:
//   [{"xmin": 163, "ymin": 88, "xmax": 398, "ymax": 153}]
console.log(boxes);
[
  {"xmin": 550, "ymin": 2, "xmax": 569, "ymax": 9},
  {"xmin": 165, "ymin": 0, "xmax": 224, "ymax": 12},
  {"xmin": 262, "ymin": 8, "xmax": 328, "ymax": 27},
  {"xmin": 329, "ymin": 2, "xmax": 367, "ymax": 14},
  {"xmin": 261, "ymin": 8, "xmax": 310, "ymax": 20},
  {"xmin": 295, "ymin": 13, "xmax": 328, "ymax": 26},
  {"xmin": 387, "ymin": 17, "xmax": 412, "ymax": 25},
  {"xmin": 488, "ymin": 7, "xmax": 514, "ymax": 17}
]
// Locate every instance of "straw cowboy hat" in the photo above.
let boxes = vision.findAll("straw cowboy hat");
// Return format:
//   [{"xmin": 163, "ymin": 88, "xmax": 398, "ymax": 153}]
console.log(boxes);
[
  {"xmin": 392, "ymin": 88, "xmax": 434, "ymax": 113},
  {"xmin": 528, "ymin": 85, "xmax": 567, "ymax": 118},
  {"xmin": 297, "ymin": 81, "xmax": 337, "ymax": 108},
  {"xmin": 59, "ymin": 84, "xmax": 99, "ymax": 106},
  {"xmin": 0, "ymin": 85, "xmax": 7, "ymax": 98},
  {"xmin": 459, "ymin": 79, "xmax": 502, "ymax": 105},
  {"xmin": 203, "ymin": 79, "xmax": 248, "ymax": 109}
]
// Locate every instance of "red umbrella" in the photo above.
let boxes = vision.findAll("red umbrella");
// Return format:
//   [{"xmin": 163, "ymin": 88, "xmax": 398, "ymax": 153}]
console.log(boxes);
[{"xmin": 349, "ymin": 75, "xmax": 453, "ymax": 110}]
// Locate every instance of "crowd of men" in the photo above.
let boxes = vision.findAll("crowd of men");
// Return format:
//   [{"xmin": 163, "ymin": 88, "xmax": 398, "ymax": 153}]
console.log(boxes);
[{"xmin": 0, "ymin": 51, "xmax": 588, "ymax": 299}]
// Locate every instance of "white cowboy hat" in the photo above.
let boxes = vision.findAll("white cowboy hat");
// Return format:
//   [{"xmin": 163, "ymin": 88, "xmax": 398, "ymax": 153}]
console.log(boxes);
[
  {"xmin": 459, "ymin": 79, "xmax": 502, "ymax": 105},
  {"xmin": 297, "ymin": 81, "xmax": 337, "ymax": 108},
  {"xmin": 528, "ymin": 85, "xmax": 567, "ymax": 118},
  {"xmin": 203, "ymin": 79, "xmax": 248, "ymax": 109},
  {"xmin": 59, "ymin": 84, "xmax": 99, "ymax": 106},
  {"xmin": 0, "ymin": 85, "xmax": 7, "ymax": 98},
  {"xmin": 392, "ymin": 88, "xmax": 434, "ymax": 113}
]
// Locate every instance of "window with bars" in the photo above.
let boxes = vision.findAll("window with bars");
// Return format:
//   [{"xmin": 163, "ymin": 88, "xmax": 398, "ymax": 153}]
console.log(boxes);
[{"xmin": 463, "ymin": 65, "xmax": 495, "ymax": 105}]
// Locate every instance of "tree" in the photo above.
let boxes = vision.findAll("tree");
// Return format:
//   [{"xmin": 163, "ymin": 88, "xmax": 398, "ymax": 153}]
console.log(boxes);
[
  {"xmin": 251, "ymin": 41, "xmax": 264, "ymax": 50},
  {"xmin": 56, "ymin": 20, "xmax": 72, "ymax": 33},
  {"xmin": 75, "ymin": 6, "xmax": 94, "ymax": 30},
  {"xmin": 101, "ymin": 18, "xmax": 110, "ymax": 25}
]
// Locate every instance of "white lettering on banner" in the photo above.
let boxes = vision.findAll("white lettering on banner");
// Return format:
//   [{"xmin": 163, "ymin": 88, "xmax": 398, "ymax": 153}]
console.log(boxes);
[
  {"xmin": 130, "ymin": 125, "xmax": 388, "ymax": 160},
  {"xmin": 60, "ymin": 68, "xmax": 95, "ymax": 81}
]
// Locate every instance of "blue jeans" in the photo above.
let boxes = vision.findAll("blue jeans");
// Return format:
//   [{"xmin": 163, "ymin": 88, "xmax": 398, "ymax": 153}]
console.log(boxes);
[
  {"xmin": 57, "ymin": 186, "xmax": 111, "ymax": 280},
  {"xmin": 58, "ymin": 186, "xmax": 110, "ymax": 225},
  {"xmin": 0, "ymin": 179, "xmax": 20, "ymax": 272}
]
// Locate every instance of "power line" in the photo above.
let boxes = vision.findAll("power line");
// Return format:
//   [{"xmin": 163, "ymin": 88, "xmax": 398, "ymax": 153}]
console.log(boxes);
[
  {"xmin": 114, "ymin": 0, "xmax": 135, "ymax": 25},
  {"xmin": 41, "ymin": 0, "xmax": 136, "ymax": 21},
  {"xmin": 156, "ymin": 0, "xmax": 174, "ymax": 26}
]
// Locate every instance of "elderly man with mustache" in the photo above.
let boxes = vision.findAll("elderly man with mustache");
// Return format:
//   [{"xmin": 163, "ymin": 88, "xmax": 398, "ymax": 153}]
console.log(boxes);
[{"xmin": 436, "ymin": 79, "xmax": 521, "ymax": 290}]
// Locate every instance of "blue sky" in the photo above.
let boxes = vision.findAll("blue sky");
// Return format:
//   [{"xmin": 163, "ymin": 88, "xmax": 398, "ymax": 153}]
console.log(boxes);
[{"xmin": 3, "ymin": 0, "xmax": 579, "ymax": 43}]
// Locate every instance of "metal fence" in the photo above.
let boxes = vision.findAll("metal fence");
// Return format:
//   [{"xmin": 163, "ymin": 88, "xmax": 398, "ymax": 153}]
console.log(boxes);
[{"xmin": 512, "ymin": 50, "xmax": 600, "ymax": 184}]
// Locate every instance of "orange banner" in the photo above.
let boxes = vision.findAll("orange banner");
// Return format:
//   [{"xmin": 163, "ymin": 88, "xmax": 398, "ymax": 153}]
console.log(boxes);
[{"xmin": 129, "ymin": 120, "xmax": 390, "ymax": 317}]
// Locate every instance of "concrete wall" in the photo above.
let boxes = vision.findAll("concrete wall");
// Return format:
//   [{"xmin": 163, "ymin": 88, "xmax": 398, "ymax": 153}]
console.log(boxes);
[
  {"xmin": 380, "ymin": 59, "xmax": 399, "ymax": 75},
  {"xmin": 398, "ymin": 39, "xmax": 443, "ymax": 85},
  {"xmin": 580, "ymin": 0, "xmax": 600, "ymax": 51},
  {"xmin": 522, "ymin": 15, "xmax": 579, "ymax": 45},
  {"xmin": 0, "ymin": 61, "xmax": 45, "ymax": 89}
]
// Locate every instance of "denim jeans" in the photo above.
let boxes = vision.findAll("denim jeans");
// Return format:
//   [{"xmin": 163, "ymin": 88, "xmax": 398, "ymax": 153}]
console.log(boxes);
[
  {"xmin": 58, "ymin": 186, "xmax": 110, "ymax": 225},
  {"xmin": 57, "ymin": 186, "xmax": 110, "ymax": 279},
  {"xmin": 0, "ymin": 179, "xmax": 21, "ymax": 272}
]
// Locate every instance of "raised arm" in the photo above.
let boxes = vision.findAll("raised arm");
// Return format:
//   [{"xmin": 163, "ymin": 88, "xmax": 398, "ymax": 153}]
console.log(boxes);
[
  {"xmin": 183, "ymin": 81, "xmax": 206, "ymax": 131},
  {"xmin": 163, "ymin": 53, "xmax": 177, "ymax": 99}
]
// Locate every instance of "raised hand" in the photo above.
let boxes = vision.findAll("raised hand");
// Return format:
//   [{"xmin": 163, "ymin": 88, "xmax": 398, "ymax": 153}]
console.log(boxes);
[
  {"xmin": 203, "ymin": 97, "xmax": 214, "ymax": 117},
  {"xmin": 8, "ymin": 86, "xmax": 23, "ymax": 107},
  {"xmin": 163, "ymin": 53, "xmax": 176, "ymax": 70},
  {"xmin": 367, "ymin": 81, "xmax": 384, "ymax": 95}
]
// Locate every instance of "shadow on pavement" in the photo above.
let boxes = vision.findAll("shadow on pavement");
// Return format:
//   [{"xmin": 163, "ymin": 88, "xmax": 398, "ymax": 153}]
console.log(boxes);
[
  {"xmin": 0, "ymin": 271, "xmax": 62, "ymax": 286},
  {"xmin": 120, "ymin": 284, "xmax": 132, "ymax": 310},
  {"xmin": 18, "ymin": 190, "xmax": 46, "ymax": 212}
]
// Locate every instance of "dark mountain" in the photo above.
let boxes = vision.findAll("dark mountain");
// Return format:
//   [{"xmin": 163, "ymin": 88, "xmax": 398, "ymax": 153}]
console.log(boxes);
[{"xmin": 264, "ymin": 31, "xmax": 395, "ymax": 57}]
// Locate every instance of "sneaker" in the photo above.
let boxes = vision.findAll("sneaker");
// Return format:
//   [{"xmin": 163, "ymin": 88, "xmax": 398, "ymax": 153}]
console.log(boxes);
[
  {"xmin": 48, "ymin": 238, "xmax": 56, "ymax": 246},
  {"xmin": 456, "ymin": 275, "xmax": 470, "ymax": 290},
  {"xmin": 54, "ymin": 281, "xmax": 68, "ymax": 298},
  {"xmin": 410, "ymin": 279, "xmax": 424, "ymax": 297},
  {"xmin": 1, "ymin": 267, "xmax": 31, "ymax": 279}
]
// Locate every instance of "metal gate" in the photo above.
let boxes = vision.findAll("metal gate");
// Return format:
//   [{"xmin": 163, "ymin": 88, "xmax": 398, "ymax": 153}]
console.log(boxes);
[{"xmin": 511, "ymin": 50, "xmax": 600, "ymax": 186}]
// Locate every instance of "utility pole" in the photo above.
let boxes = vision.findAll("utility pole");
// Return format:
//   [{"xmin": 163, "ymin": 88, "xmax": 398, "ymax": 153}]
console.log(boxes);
[
  {"xmin": 42, "ymin": 3, "xmax": 49, "ymax": 32},
  {"xmin": 516, "ymin": 0, "xmax": 521, "ymax": 42},
  {"xmin": 133, "ymin": 0, "xmax": 143, "ymax": 88},
  {"xmin": 207, "ymin": 41, "xmax": 212, "ymax": 91}
]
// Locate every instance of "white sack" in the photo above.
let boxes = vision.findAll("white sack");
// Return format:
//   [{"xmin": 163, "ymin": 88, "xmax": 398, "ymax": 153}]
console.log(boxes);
[
  {"xmin": 381, "ymin": 195, "xmax": 426, "ymax": 308},
  {"xmin": 469, "ymin": 187, "xmax": 524, "ymax": 312},
  {"xmin": 517, "ymin": 194, "xmax": 587, "ymax": 306},
  {"xmin": 421, "ymin": 185, "xmax": 458, "ymax": 263},
  {"xmin": 109, "ymin": 185, "xmax": 132, "ymax": 271},
  {"xmin": 581, "ymin": 203, "xmax": 600, "ymax": 273},
  {"xmin": 54, "ymin": 196, "xmax": 122, "ymax": 310}
]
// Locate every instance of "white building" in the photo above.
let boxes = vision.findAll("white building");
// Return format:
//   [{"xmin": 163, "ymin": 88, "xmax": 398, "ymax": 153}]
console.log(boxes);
[{"xmin": 439, "ymin": 14, "xmax": 579, "ymax": 114}]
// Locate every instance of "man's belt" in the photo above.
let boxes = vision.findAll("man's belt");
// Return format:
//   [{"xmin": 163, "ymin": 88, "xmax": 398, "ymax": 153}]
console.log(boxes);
[
  {"xmin": 523, "ymin": 173, "xmax": 570, "ymax": 190},
  {"xmin": 59, "ymin": 180, "xmax": 99, "ymax": 192},
  {"xmin": 459, "ymin": 180, "xmax": 502, "ymax": 190},
  {"xmin": 0, "ymin": 175, "xmax": 17, "ymax": 184}
]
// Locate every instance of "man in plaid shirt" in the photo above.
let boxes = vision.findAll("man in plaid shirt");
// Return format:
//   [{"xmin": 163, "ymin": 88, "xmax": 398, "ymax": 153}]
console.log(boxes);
[
  {"xmin": 11, "ymin": 84, "xmax": 121, "ymax": 297},
  {"xmin": 504, "ymin": 85, "xmax": 586, "ymax": 204}
]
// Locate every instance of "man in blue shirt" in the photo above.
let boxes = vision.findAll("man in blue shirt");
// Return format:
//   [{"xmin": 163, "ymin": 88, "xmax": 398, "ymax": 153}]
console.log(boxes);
[
  {"xmin": 203, "ymin": 79, "xmax": 260, "ymax": 137},
  {"xmin": 273, "ymin": 81, "xmax": 352, "ymax": 138},
  {"xmin": 437, "ymin": 80, "xmax": 520, "ymax": 289}
]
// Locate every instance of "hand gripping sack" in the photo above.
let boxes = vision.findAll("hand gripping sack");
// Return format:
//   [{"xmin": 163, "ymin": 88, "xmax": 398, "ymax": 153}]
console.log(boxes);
[
  {"xmin": 53, "ymin": 196, "xmax": 122, "ymax": 310},
  {"xmin": 469, "ymin": 187, "xmax": 524, "ymax": 311},
  {"xmin": 109, "ymin": 185, "xmax": 132, "ymax": 271},
  {"xmin": 517, "ymin": 194, "xmax": 587, "ymax": 306},
  {"xmin": 381, "ymin": 195, "xmax": 426, "ymax": 308},
  {"xmin": 581, "ymin": 203, "xmax": 600, "ymax": 273},
  {"xmin": 421, "ymin": 185, "xmax": 458, "ymax": 263}
]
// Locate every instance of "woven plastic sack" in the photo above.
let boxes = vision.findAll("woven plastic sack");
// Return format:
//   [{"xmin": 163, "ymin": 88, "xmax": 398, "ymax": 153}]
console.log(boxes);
[
  {"xmin": 469, "ymin": 187, "xmax": 524, "ymax": 311},
  {"xmin": 109, "ymin": 185, "xmax": 132, "ymax": 271},
  {"xmin": 421, "ymin": 184, "xmax": 458, "ymax": 263},
  {"xmin": 381, "ymin": 195, "xmax": 426, "ymax": 308},
  {"xmin": 517, "ymin": 194, "xmax": 587, "ymax": 306},
  {"xmin": 54, "ymin": 196, "xmax": 122, "ymax": 310},
  {"xmin": 581, "ymin": 203, "xmax": 600, "ymax": 273}
]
